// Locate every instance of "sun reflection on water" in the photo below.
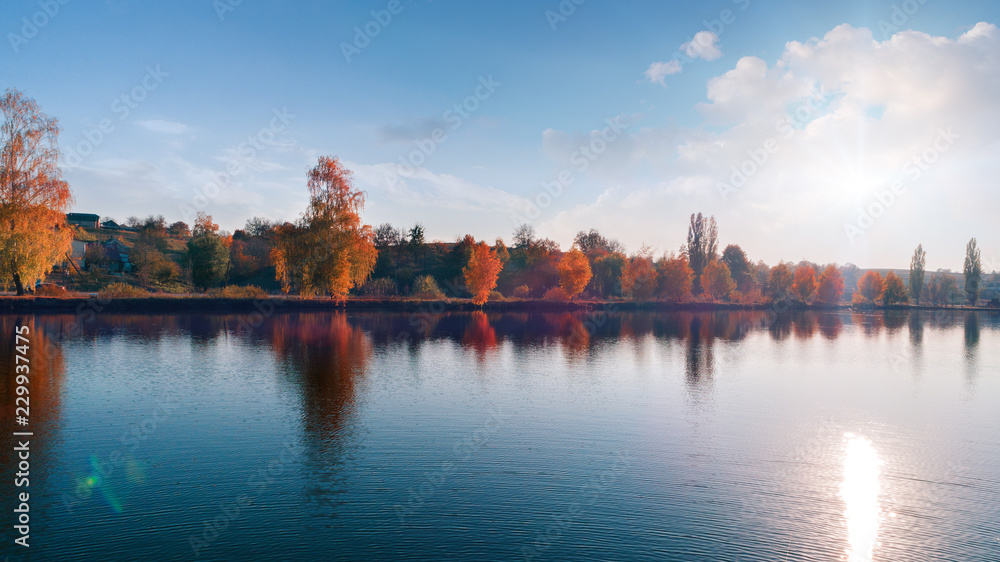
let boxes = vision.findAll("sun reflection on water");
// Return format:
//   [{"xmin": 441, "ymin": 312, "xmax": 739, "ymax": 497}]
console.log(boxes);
[{"xmin": 840, "ymin": 433, "xmax": 882, "ymax": 562}]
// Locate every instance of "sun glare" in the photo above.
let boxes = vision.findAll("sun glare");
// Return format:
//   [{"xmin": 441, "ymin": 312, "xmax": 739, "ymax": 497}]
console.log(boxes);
[{"xmin": 840, "ymin": 433, "xmax": 882, "ymax": 562}]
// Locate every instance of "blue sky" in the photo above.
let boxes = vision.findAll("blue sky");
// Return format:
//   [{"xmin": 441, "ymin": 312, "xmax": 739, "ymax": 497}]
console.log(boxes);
[{"xmin": 3, "ymin": 0, "xmax": 999, "ymax": 270}]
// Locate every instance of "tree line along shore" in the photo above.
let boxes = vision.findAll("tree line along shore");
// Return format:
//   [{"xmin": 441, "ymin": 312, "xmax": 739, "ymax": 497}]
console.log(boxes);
[{"xmin": 3, "ymin": 88, "xmax": 998, "ymax": 310}]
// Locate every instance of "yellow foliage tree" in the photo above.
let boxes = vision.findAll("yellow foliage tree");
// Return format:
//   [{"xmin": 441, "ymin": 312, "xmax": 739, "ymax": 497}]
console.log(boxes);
[
  {"xmin": 0, "ymin": 89, "xmax": 73, "ymax": 294},
  {"xmin": 703, "ymin": 260, "xmax": 736, "ymax": 301},
  {"xmin": 557, "ymin": 246, "xmax": 592, "ymax": 299},
  {"xmin": 271, "ymin": 156, "xmax": 377, "ymax": 300},
  {"xmin": 463, "ymin": 240, "xmax": 503, "ymax": 305}
]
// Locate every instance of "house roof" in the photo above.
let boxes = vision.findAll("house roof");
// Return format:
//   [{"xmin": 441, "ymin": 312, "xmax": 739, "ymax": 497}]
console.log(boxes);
[
  {"xmin": 67, "ymin": 213, "xmax": 100, "ymax": 221},
  {"xmin": 106, "ymin": 236, "xmax": 132, "ymax": 249}
]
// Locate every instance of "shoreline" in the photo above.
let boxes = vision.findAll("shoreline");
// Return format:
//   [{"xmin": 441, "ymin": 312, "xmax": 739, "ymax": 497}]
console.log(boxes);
[{"xmin": 0, "ymin": 296, "xmax": 995, "ymax": 314}]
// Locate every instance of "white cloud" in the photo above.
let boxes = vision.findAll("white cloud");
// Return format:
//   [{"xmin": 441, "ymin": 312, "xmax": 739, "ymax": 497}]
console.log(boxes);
[
  {"xmin": 645, "ymin": 31, "xmax": 723, "ymax": 84},
  {"xmin": 682, "ymin": 31, "xmax": 723, "ymax": 61},
  {"xmin": 135, "ymin": 120, "xmax": 189, "ymax": 135},
  {"xmin": 550, "ymin": 22, "xmax": 1000, "ymax": 269},
  {"xmin": 645, "ymin": 60, "xmax": 682, "ymax": 85}
]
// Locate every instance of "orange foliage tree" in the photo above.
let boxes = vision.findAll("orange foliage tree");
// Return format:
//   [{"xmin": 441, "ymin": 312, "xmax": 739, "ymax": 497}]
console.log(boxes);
[
  {"xmin": 657, "ymin": 253, "xmax": 693, "ymax": 302},
  {"xmin": 621, "ymin": 250, "xmax": 658, "ymax": 301},
  {"xmin": 0, "ymin": 89, "xmax": 73, "ymax": 294},
  {"xmin": 557, "ymin": 246, "xmax": 592, "ymax": 299},
  {"xmin": 856, "ymin": 271, "xmax": 885, "ymax": 304},
  {"xmin": 703, "ymin": 260, "xmax": 736, "ymax": 301},
  {"xmin": 816, "ymin": 265, "xmax": 845, "ymax": 304},
  {"xmin": 193, "ymin": 212, "xmax": 220, "ymax": 237},
  {"xmin": 271, "ymin": 156, "xmax": 377, "ymax": 299},
  {"xmin": 882, "ymin": 271, "xmax": 908, "ymax": 306},
  {"xmin": 463, "ymin": 239, "xmax": 504, "ymax": 305},
  {"xmin": 792, "ymin": 264, "xmax": 817, "ymax": 302},
  {"xmin": 768, "ymin": 262, "xmax": 794, "ymax": 300}
]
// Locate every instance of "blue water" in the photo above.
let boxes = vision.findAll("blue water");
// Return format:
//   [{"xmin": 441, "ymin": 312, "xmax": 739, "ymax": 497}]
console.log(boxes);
[{"xmin": 1, "ymin": 309, "xmax": 998, "ymax": 561}]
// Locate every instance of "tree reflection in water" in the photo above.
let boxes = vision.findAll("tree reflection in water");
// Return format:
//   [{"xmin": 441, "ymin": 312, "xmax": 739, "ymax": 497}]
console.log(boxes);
[
  {"xmin": 264, "ymin": 313, "xmax": 372, "ymax": 511},
  {"xmin": 462, "ymin": 311, "xmax": 499, "ymax": 360},
  {"xmin": 0, "ymin": 316, "xmax": 65, "ymax": 513}
]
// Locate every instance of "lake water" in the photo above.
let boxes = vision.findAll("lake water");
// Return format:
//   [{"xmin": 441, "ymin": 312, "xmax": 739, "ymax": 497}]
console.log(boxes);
[{"xmin": 2, "ymin": 309, "xmax": 999, "ymax": 561}]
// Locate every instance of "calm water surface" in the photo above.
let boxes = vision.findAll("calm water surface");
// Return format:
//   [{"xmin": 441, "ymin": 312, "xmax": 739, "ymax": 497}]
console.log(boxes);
[{"xmin": 1, "ymin": 309, "xmax": 998, "ymax": 561}]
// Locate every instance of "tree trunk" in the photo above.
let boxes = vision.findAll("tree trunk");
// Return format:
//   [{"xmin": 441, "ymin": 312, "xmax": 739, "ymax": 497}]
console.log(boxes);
[{"xmin": 13, "ymin": 271, "xmax": 25, "ymax": 295}]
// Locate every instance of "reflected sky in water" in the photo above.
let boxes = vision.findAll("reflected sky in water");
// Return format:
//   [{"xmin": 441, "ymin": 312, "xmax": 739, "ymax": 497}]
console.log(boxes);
[{"xmin": 1, "ymin": 310, "xmax": 998, "ymax": 561}]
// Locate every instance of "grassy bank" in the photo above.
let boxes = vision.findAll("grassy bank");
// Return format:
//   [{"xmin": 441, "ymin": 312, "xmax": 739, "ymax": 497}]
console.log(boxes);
[{"xmin": 1, "ymin": 295, "xmax": 996, "ymax": 314}]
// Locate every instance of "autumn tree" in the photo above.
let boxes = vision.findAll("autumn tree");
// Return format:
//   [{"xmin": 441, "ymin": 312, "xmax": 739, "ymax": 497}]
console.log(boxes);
[
  {"xmin": 685, "ymin": 212, "xmax": 718, "ymax": 294},
  {"xmin": 168, "ymin": 221, "xmax": 190, "ymax": 238},
  {"xmin": 271, "ymin": 156, "xmax": 378, "ymax": 300},
  {"xmin": 193, "ymin": 212, "xmax": 220, "ymax": 237},
  {"xmin": 964, "ymin": 238, "xmax": 982, "ymax": 304},
  {"xmin": 133, "ymin": 243, "xmax": 179, "ymax": 286},
  {"xmin": 909, "ymin": 244, "xmax": 926, "ymax": 304},
  {"xmin": 574, "ymin": 229, "xmax": 623, "ymax": 257},
  {"xmin": 702, "ymin": 260, "xmax": 736, "ymax": 301},
  {"xmin": 792, "ymin": 264, "xmax": 817, "ymax": 303},
  {"xmin": 463, "ymin": 239, "xmax": 503, "ymax": 305},
  {"xmin": 186, "ymin": 213, "xmax": 229, "ymax": 289},
  {"xmin": 657, "ymin": 253, "xmax": 693, "ymax": 302},
  {"xmin": 621, "ymin": 249, "xmax": 658, "ymax": 301},
  {"xmin": 590, "ymin": 251, "xmax": 626, "ymax": 298},
  {"xmin": 494, "ymin": 238, "xmax": 509, "ymax": 265},
  {"xmin": 0, "ymin": 89, "xmax": 73, "ymax": 294},
  {"xmin": 856, "ymin": 271, "xmax": 885, "ymax": 304},
  {"xmin": 244, "ymin": 216, "xmax": 275, "ymax": 238},
  {"xmin": 927, "ymin": 273, "xmax": 958, "ymax": 305},
  {"xmin": 768, "ymin": 263, "xmax": 794, "ymax": 300},
  {"xmin": 816, "ymin": 265, "xmax": 845, "ymax": 305},
  {"xmin": 557, "ymin": 246, "xmax": 592, "ymax": 299},
  {"xmin": 883, "ymin": 271, "xmax": 908, "ymax": 306}
]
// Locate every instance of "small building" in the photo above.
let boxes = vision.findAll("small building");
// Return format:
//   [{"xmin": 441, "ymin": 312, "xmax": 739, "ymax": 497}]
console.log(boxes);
[
  {"xmin": 69, "ymin": 239, "xmax": 87, "ymax": 269},
  {"xmin": 85, "ymin": 237, "xmax": 133, "ymax": 273},
  {"xmin": 101, "ymin": 219, "xmax": 124, "ymax": 230},
  {"xmin": 67, "ymin": 213, "xmax": 100, "ymax": 228}
]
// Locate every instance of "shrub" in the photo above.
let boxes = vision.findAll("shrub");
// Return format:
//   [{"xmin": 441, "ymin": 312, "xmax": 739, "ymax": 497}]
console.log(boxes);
[
  {"xmin": 411, "ymin": 275, "xmax": 445, "ymax": 299},
  {"xmin": 488, "ymin": 290, "xmax": 504, "ymax": 302},
  {"xmin": 34, "ymin": 284, "xmax": 69, "ymax": 297},
  {"xmin": 207, "ymin": 285, "xmax": 268, "ymax": 299},
  {"xmin": 360, "ymin": 277, "xmax": 397, "ymax": 298},
  {"xmin": 512, "ymin": 285, "xmax": 531, "ymax": 299},
  {"xmin": 99, "ymin": 282, "xmax": 150, "ymax": 298},
  {"xmin": 543, "ymin": 286, "xmax": 569, "ymax": 301}
]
